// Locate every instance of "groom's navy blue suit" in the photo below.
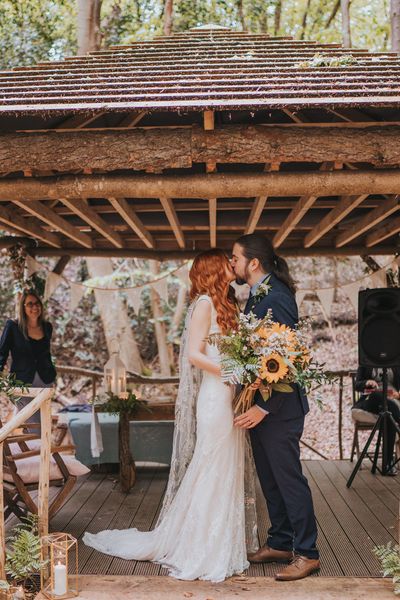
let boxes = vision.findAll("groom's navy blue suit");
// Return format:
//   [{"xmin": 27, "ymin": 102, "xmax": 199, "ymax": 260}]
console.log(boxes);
[{"xmin": 245, "ymin": 273, "xmax": 319, "ymax": 559}]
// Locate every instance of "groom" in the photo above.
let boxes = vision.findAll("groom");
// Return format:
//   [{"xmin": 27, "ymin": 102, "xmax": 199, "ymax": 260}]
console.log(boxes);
[{"xmin": 231, "ymin": 233, "xmax": 320, "ymax": 581}]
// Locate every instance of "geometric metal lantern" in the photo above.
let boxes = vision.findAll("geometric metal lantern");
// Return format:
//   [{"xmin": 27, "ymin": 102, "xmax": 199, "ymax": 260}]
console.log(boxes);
[
  {"xmin": 40, "ymin": 533, "xmax": 78, "ymax": 599},
  {"xmin": 103, "ymin": 339, "xmax": 127, "ymax": 396}
]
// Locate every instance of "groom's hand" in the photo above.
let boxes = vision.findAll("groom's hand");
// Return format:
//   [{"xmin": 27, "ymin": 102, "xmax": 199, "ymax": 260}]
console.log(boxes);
[{"xmin": 234, "ymin": 405, "xmax": 266, "ymax": 429}]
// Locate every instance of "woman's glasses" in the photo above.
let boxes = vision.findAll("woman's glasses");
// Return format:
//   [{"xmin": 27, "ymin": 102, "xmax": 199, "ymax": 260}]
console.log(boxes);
[{"xmin": 24, "ymin": 301, "xmax": 41, "ymax": 308}]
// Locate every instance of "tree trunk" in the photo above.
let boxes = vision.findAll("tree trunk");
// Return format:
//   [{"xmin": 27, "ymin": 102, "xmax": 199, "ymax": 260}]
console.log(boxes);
[
  {"xmin": 237, "ymin": 0, "xmax": 246, "ymax": 31},
  {"xmin": 300, "ymin": 0, "xmax": 312, "ymax": 39},
  {"xmin": 391, "ymin": 0, "xmax": 400, "ymax": 52},
  {"xmin": 86, "ymin": 257, "xmax": 144, "ymax": 373},
  {"xmin": 77, "ymin": 0, "xmax": 102, "ymax": 54},
  {"xmin": 163, "ymin": 0, "xmax": 174, "ymax": 35},
  {"xmin": 341, "ymin": 0, "xmax": 352, "ymax": 47},
  {"xmin": 150, "ymin": 261, "xmax": 172, "ymax": 377},
  {"xmin": 274, "ymin": 0, "xmax": 282, "ymax": 34},
  {"xmin": 325, "ymin": 0, "xmax": 340, "ymax": 28}
]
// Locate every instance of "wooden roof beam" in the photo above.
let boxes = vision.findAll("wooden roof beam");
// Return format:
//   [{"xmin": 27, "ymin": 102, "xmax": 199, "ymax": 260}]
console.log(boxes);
[
  {"xmin": 209, "ymin": 198, "xmax": 217, "ymax": 248},
  {"xmin": 245, "ymin": 163, "xmax": 279, "ymax": 234},
  {"xmin": 159, "ymin": 197, "xmax": 185, "ymax": 249},
  {"xmin": 203, "ymin": 110, "xmax": 214, "ymax": 130},
  {"xmin": 0, "ymin": 205, "xmax": 61, "ymax": 247},
  {"xmin": 13, "ymin": 199, "xmax": 93, "ymax": 248},
  {"xmin": 60, "ymin": 199, "xmax": 124, "ymax": 248},
  {"xmin": 118, "ymin": 111, "xmax": 147, "ymax": 128},
  {"xmin": 335, "ymin": 195, "xmax": 400, "ymax": 247},
  {"xmin": 56, "ymin": 112, "xmax": 106, "ymax": 129},
  {"xmin": 107, "ymin": 197, "xmax": 155, "ymax": 249},
  {"xmin": 366, "ymin": 214, "xmax": 400, "ymax": 247},
  {"xmin": 304, "ymin": 194, "xmax": 368, "ymax": 248}
]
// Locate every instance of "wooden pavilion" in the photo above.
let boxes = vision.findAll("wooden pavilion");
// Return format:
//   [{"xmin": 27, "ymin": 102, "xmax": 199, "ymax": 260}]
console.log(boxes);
[
  {"xmin": 0, "ymin": 27, "xmax": 398, "ymax": 259},
  {"xmin": 0, "ymin": 28, "xmax": 399, "ymax": 599}
]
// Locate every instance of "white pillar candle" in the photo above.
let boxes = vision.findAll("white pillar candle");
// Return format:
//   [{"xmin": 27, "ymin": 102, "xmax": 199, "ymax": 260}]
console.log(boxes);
[{"xmin": 53, "ymin": 561, "xmax": 67, "ymax": 596}]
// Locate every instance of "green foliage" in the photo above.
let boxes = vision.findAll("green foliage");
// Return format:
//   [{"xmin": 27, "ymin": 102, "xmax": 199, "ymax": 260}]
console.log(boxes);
[
  {"xmin": 5, "ymin": 515, "xmax": 48, "ymax": 589},
  {"xmin": 0, "ymin": 372, "xmax": 28, "ymax": 403},
  {"xmin": 374, "ymin": 543, "xmax": 400, "ymax": 595},
  {"xmin": 93, "ymin": 390, "xmax": 150, "ymax": 416}
]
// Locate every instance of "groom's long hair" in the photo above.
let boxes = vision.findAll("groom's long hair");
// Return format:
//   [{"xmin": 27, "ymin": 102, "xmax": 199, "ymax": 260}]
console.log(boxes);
[
  {"xmin": 236, "ymin": 233, "xmax": 297, "ymax": 294},
  {"xmin": 190, "ymin": 249, "xmax": 237, "ymax": 333}
]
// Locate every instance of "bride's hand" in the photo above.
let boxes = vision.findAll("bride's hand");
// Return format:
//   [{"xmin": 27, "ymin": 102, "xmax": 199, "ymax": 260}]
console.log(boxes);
[{"xmin": 249, "ymin": 378, "xmax": 262, "ymax": 391}]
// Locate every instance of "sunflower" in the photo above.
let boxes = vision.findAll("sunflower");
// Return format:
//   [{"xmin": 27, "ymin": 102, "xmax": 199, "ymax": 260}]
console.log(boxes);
[
  {"xmin": 257, "ymin": 327, "xmax": 272, "ymax": 339},
  {"xmin": 260, "ymin": 353, "xmax": 289, "ymax": 383}
]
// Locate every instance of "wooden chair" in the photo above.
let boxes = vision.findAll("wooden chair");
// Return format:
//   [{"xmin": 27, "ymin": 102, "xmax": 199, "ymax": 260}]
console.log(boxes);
[
  {"xmin": 350, "ymin": 372, "xmax": 377, "ymax": 462},
  {"xmin": 1, "ymin": 420, "xmax": 78, "ymax": 521}
]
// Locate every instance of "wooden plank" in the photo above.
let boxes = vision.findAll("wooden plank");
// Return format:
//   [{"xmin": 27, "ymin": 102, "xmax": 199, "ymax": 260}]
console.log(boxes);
[
  {"xmin": 159, "ymin": 197, "xmax": 185, "ymax": 248},
  {"xmin": 273, "ymin": 195, "xmax": 317, "ymax": 247},
  {"xmin": 335, "ymin": 195, "xmax": 399, "ymax": 247},
  {"xmin": 60, "ymin": 198, "xmax": 124, "ymax": 248},
  {"xmin": 366, "ymin": 214, "xmax": 400, "ymax": 246},
  {"xmin": 13, "ymin": 199, "xmax": 93, "ymax": 248},
  {"xmin": 304, "ymin": 195, "xmax": 368, "ymax": 248},
  {"xmin": 306, "ymin": 461, "xmax": 381, "ymax": 575},
  {"xmin": 108, "ymin": 197, "xmax": 155, "ymax": 248},
  {"xmin": 0, "ymin": 204, "xmax": 62, "ymax": 247},
  {"xmin": 209, "ymin": 198, "xmax": 217, "ymax": 248},
  {"xmin": 56, "ymin": 113, "xmax": 106, "ymax": 129},
  {"xmin": 320, "ymin": 461, "xmax": 397, "ymax": 543},
  {"xmin": 50, "ymin": 473, "xmax": 107, "ymax": 531},
  {"xmin": 118, "ymin": 111, "xmax": 147, "ymax": 128}
]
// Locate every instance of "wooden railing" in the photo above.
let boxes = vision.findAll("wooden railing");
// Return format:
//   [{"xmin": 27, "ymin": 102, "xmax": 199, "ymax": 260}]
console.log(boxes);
[
  {"xmin": 0, "ymin": 387, "xmax": 54, "ymax": 579},
  {"xmin": 57, "ymin": 365, "xmax": 354, "ymax": 459}
]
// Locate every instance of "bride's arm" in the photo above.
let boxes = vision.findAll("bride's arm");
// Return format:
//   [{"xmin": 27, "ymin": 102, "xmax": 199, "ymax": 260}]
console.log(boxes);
[{"xmin": 188, "ymin": 300, "xmax": 221, "ymax": 377}]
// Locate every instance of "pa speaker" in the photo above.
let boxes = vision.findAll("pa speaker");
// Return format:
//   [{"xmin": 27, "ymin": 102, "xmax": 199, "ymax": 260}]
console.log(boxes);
[{"xmin": 358, "ymin": 288, "xmax": 400, "ymax": 367}]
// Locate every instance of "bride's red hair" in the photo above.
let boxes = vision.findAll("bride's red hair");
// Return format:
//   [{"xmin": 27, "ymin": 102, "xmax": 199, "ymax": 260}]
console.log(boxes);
[{"xmin": 189, "ymin": 249, "xmax": 237, "ymax": 334}]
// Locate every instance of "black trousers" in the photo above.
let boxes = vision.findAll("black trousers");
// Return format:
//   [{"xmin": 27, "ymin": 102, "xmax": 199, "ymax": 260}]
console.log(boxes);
[
  {"xmin": 250, "ymin": 414, "xmax": 319, "ymax": 559},
  {"xmin": 355, "ymin": 391, "xmax": 400, "ymax": 467}
]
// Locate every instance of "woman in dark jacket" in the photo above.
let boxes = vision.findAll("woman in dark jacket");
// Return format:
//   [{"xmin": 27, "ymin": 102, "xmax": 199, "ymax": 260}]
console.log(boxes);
[
  {"xmin": 0, "ymin": 289, "xmax": 56, "ymax": 431},
  {"xmin": 354, "ymin": 366, "xmax": 400, "ymax": 475}
]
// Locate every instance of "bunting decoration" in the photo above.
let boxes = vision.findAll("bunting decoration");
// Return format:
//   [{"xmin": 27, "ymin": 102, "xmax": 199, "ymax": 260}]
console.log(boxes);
[{"xmin": 23, "ymin": 254, "xmax": 400, "ymax": 322}]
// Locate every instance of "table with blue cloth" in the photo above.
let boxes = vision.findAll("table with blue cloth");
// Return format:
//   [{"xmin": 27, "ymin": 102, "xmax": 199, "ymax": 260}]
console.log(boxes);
[{"xmin": 64, "ymin": 412, "xmax": 174, "ymax": 468}]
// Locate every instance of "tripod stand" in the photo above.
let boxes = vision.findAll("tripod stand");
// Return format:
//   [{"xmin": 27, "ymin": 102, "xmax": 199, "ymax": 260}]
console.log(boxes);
[{"xmin": 347, "ymin": 367, "xmax": 400, "ymax": 488}]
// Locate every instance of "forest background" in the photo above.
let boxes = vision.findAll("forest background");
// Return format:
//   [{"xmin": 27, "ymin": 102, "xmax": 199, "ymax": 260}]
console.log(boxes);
[{"xmin": 0, "ymin": 0, "xmax": 398, "ymax": 459}]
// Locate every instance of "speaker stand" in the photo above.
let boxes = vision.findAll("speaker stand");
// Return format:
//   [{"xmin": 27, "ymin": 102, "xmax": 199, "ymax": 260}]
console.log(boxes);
[{"xmin": 347, "ymin": 368, "xmax": 400, "ymax": 488}]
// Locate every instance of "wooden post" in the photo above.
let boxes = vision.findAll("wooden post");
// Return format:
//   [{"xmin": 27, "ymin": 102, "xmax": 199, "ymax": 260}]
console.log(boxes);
[
  {"xmin": 338, "ymin": 375, "xmax": 344, "ymax": 460},
  {"xmin": 119, "ymin": 412, "xmax": 136, "ymax": 493},
  {"xmin": 38, "ymin": 392, "xmax": 52, "ymax": 540},
  {"xmin": 0, "ymin": 441, "xmax": 5, "ymax": 580}
]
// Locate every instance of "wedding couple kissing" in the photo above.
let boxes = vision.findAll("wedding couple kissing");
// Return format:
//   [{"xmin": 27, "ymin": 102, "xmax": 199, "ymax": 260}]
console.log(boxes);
[{"xmin": 83, "ymin": 233, "xmax": 320, "ymax": 583}]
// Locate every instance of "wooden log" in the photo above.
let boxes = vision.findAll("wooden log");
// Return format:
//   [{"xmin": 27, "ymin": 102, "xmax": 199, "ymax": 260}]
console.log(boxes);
[
  {"xmin": 2, "ymin": 169, "xmax": 400, "ymax": 201},
  {"xmin": 0, "ymin": 388, "xmax": 53, "ymax": 443},
  {"xmin": 38, "ymin": 392, "xmax": 52, "ymax": 540},
  {"xmin": 119, "ymin": 412, "xmax": 136, "ymax": 493},
  {"xmin": 1, "ymin": 125, "xmax": 400, "ymax": 172}
]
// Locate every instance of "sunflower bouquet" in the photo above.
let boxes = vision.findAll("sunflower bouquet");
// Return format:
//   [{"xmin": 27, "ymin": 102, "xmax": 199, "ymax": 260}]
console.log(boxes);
[{"xmin": 208, "ymin": 310, "xmax": 329, "ymax": 415}]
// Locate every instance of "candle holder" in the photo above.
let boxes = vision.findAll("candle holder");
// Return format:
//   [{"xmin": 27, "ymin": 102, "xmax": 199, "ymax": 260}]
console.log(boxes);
[{"xmin": 40, "ymin": 533, "xmax": 78, "ymax": 599}]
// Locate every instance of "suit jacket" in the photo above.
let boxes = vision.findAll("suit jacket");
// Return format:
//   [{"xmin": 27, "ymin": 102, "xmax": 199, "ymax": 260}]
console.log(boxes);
[
  {"xmin": 244, "ymin": 273, "xmax": 309, "ymax": 419},
  {"xmin": 0, "ymin": 319, "xmax": 56, "ymax": 384}
]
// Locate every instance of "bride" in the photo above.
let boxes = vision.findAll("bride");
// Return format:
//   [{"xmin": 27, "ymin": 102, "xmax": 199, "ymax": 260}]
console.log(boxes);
[{"xmin": 83, "ymin": 249, "xmax": 258, "ymax": 582}]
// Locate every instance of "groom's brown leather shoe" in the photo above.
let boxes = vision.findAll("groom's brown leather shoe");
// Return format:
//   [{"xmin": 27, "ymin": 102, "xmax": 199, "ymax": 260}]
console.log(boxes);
[
  {"xmin": 247, "ymin": 545, "xmax": 293, "ymax": 563},
  {"xmin": 275, "ymin": 555, "xmax": 320, "ymax": 581}
]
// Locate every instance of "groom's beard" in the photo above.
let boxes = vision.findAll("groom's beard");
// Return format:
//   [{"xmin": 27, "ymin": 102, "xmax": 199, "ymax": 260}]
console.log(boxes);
[{"xmin": 235, "ymin": 262, "xmax": 251, "ymax": 286}]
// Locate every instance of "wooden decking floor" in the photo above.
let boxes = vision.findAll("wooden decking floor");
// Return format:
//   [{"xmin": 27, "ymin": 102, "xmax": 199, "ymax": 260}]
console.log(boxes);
[{"xmin": 7, "ymin": 460, "xmax": 399, "ymax": 578}]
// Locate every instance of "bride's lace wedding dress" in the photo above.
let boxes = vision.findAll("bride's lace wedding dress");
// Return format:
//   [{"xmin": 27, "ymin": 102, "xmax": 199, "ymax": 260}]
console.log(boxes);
[{"xmin": 83, "ymin": 295, "xmax": 252, "ymax": 582}]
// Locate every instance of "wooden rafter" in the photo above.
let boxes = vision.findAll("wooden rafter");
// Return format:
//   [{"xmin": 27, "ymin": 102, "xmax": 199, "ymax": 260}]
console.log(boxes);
[
  {"xmin": 118, "ymin": 111, "xmax": 147, "ymax": 128},
  {"xmin": 60, "ymin": 199, "xmax": 124, "ymax": 248},
  {"xmin": 304, "ymin": 194, "xmax": 368, "ymax": 248},
  {"xmin": 245, "ymin": 163, "xmax": 279, "ymax": 234},
  {"xmin": 0, "ymin": 205, "xmax": 61, "ymax": 247},
  {"xmin": 56, "ymin": 112, "xmax": 105, "ymax": 129},
  {"xmin": 366, "ymin": 214, "xmax": 400, "ymax": 247},
  {"xmin": 209, "ymin": 198, "xmax": 217, "ymax": 248},
  {"xmin": 108, "ymin": 197, "xmax": 155, "ymax": 249},
  {"xmin": 203, "ymin": 111, "xmax": 215, "ymax": 130},
  {"xmin": 335, "ymin": 196, "xmax": 399, "ymax": 247},
  {"xmin": 273, "ymin": 163, "xmax": 332, "ymax": 247},
  {"xmin": 159, "ymin": 197, "xmax": 185, "ymax": 249},
  {"xmin": 13, "ymin": 200, "xmax": 93, "ymax": 248}
]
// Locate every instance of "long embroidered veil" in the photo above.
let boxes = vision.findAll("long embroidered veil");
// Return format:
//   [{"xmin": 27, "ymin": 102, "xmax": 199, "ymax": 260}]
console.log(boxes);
[{"xmin": 156, "ymin": 296, "xmax": 259, "ymax": 553}]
